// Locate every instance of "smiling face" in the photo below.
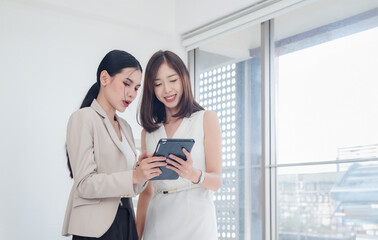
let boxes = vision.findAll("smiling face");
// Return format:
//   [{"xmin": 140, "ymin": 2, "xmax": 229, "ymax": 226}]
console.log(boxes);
[
  {"xmin": 100, "ymin": 67, "xmax": 142, "ymax": 113},
  {"xmin": 153, "ymin": 62, "xmax": 183, "ymax": 113}
]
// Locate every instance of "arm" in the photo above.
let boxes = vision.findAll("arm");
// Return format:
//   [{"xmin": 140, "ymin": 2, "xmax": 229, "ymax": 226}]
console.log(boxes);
[
  {"xmin": 136, "ymin": 182, "xmax": 154, "ymax": 239},
  {"xmin": 166, "ymin": 111, "xmax": 222, "ymax": 191},
  {"xmin": 67, "ymin": 111, "xmax": 165, "ymax": 199},
  {"xmin": 67, "ymin": 111, "xmax": 138, "ymax": 198},
  {"xmin": 136, "ymin": 129, "xmax": 155, "ymax": 239},
  {"xmin": 194, "ymin": 110, "xmax": 222, "ymax": 191}
]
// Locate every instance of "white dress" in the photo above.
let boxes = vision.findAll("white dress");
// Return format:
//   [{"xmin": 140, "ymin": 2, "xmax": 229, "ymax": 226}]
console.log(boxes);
[{"xmin": 143, "ymin": 110, "xmax": 218, "ymax": 240}]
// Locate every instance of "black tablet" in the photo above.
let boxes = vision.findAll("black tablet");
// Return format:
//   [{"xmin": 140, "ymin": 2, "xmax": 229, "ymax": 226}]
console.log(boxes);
[{"xmin": 150, "ymin": 138, "xmax": 195, "ymax": 181}]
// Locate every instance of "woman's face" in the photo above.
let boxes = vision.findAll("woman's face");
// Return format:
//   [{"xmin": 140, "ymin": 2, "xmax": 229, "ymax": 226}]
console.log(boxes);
[
  {"xmin": 153, "ymin": 62, "xmax": 183, "ymax": 112},
  {"xmin": 102, "ymin": 67, "xmax": 142, "ymax": 113}
]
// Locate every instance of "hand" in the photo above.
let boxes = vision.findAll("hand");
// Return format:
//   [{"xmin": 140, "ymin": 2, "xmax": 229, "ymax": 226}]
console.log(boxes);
[
  {"xmin": 133, "ymin": 152, "xmax": 166, "ymax": 184},
  {"xmin": 166, "ymin": 148, "xmax": 201, "ymax": 183},
  {"xmin": 137, "ymin": 150, "xmax": 149, "ymax": 166}
]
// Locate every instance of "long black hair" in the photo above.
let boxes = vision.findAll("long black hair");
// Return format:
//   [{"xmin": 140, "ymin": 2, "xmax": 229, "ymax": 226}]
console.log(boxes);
[{"xmin": 66, "ymin": 50, "xmax": 142, "ymax": 178}]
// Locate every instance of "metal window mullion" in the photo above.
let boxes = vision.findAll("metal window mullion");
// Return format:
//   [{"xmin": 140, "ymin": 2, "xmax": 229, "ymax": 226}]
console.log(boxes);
[
  {"xmin": 261, "ymin": 20, "xmax": 271, "ymax": 240},
  {"xmin": 244, "ymin": 60, "xmax": 252, "ymax": 240},
  {"xmin": 275, "ymin": 157, "xmax": 378, "ymax": 168},
  {"xmin": 188, "ymin": 49, "xmax": 198, "ymax": 98},
  {"xmin": 269, "ymin": 19, "xmax": 278, "ymax": 240}
]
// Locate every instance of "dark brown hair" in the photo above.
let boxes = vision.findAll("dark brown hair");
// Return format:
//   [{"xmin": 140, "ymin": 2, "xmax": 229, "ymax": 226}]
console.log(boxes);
[{"xmin": 139, "ymin": 50, "xmax": 203, "ymax": 133}]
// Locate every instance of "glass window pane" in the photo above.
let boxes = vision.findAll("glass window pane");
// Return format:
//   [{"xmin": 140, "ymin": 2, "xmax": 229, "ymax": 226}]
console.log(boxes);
[
  {"xmin": 278, "ymin": 161, "xmax": 378, "ymax": 239},
  {"xmin": 275, "ymin": 0, "xmax": 378, "ymax": 164},
  {"xmin": 196, "ymin": 24, "xmax": 261, "ymax": 240}
]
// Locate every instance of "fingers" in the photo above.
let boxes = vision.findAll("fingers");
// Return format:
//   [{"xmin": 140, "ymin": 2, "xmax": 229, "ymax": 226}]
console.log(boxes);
[
  {"xmin": 139, "ymin": 157, "xmax": 166, "ymax": 170},
  {"xmin": 135, "ymin": 162, "xmax": 163, "ymax": 183},
  {"xmin": 166, "ymin": 164, "xmax": 180, "ymax": 174},
  {"xmin": 151, "ymin": 161, "xmax": 167, "ymax": 168},
  {"xmin": 182, "ymin": 148, "xmax": 191, "ymax": 159},
  {"xmin": 138, "ymin": 151, "xmax": 153, "ymax": 162},
  {"xmin": 139, "ymin": 156, "xmax": 166, "ymax": 166},
  {"xmin": 168, "ymin": 154, "xmax": 185, "ymax": 165},
  {"xmin": 166, "ymin": 158, "xmax": 182, "ymax": 169},
  {"xmin": 166, "ymin": 151, "xmax": 194, "ymax": 179},
  {"xmin": 148, "ymin": 167, "xmax": 162, "ymax": 175},
  {"xmin": 147, "ymin": 156, "xmax": 166, "ymax": 163},
  {"xmin": 145, "ymin": 166, "xmax": 166, "ymax": 180},
  {"xmin": 148, "ymin": 171, "xmax": 162, "ymax": 180}
]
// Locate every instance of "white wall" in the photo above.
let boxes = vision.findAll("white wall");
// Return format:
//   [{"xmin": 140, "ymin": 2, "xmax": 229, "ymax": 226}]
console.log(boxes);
[
  {"xmin": 0, "ymin": 0, "xmax": 177, "ymax": 239},
  {"xmin": 0, "ymin": 0, "xmax": 260, "ymax": 239}
]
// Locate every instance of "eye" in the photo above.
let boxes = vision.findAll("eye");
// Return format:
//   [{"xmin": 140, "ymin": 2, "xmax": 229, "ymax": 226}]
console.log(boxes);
[
  {"xmin": 154, "ymin": 83, "xmax": 162, "ymax": 87},
  {"xmin": 135, "ymin": 87, "xmax": 140, "ymax": 92},
  {"xmin": 170, "ymin": 79, "xmax": 177, "ymax": 83},
  {"xmin": 123, "ymin": 82, "xmax": 130, "ymax": 86}
]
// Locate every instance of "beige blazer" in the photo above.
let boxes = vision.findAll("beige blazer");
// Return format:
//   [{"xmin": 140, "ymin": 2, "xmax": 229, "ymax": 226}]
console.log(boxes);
[{"xmin": 62, "ymin": 99, "xmax": 145, "ymax": 237}]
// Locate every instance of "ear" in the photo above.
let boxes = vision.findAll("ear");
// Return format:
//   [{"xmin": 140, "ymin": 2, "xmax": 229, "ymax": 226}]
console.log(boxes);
[{"xmin": 100, "ymin": 70, "xmax": 110, "ymax": 86}]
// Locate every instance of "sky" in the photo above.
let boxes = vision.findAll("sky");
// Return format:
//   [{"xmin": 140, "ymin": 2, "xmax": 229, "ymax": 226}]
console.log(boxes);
[{"xmin": 277, "ymin": 26, "xmax": 378, "ymax": 174}]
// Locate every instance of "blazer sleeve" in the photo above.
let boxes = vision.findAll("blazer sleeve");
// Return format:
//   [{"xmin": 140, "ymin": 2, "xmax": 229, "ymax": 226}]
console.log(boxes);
[
  {"xmin": 120, "ymin": 120, "xmax": 148, "ymax": 195},
  {"xmin": 66, "ymin": 111, "xmax": 137, "ymax": 199}
]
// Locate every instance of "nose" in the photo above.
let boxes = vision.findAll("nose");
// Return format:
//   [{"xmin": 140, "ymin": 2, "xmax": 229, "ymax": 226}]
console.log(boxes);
[
  {"xmin": 163, "ymin": 82, "xmax": 172, "ymax": 94},
  {"xmin": 125, "ymin": 88, "xmax": 136, "ymax": 100}
]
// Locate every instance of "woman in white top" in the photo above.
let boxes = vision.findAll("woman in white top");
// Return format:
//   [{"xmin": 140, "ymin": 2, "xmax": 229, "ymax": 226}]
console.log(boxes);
[{"xmin": 137, "ymin": 50, "xmax": 222, "ymax": 240}]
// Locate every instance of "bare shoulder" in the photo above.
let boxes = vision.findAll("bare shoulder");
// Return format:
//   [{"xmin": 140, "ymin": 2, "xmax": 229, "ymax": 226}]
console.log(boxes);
[{"xmin": 203, "ymin": 110, "xmax": 219, "ymax": 125}]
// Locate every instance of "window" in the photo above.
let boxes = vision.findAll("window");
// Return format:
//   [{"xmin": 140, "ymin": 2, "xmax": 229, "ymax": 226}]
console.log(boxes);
[
  {"xmin": 195, "ymin": 24, "xmax": 262, "ymax": 240},
  {"xmin": 187, "ymin": 0, "xmax": 378, "ymax": 239},
  {"xmin": 275, "ymin": 1, "xmax": 378, "ymax": 239}
]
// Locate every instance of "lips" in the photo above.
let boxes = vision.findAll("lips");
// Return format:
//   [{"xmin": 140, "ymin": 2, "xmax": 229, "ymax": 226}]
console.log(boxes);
[
  {"xmin": 123, "ymin": 100, "xmax": 131, "ymax": 107},
  {"xmin": 164, "ymin": 94, "xmax": 176, "ymax": 103}
]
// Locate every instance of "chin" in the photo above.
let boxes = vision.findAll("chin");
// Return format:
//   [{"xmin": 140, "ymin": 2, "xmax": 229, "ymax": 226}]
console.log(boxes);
[
  {"xmin": 117, "ymin": 106, "xmax": 127, "ymax": 113},
  {"xmin": 166, "ymin": 103, "xmax": 180, "ymax": 111}
]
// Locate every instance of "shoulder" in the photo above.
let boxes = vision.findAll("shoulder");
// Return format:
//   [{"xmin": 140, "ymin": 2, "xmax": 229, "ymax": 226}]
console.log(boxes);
[
  {"xmin": 203, "ymin": 110, "xmax": 220, "ymax": 134},
  {"xmin": 66, "ymin": 107, "xmax": 98, "ymax": 137},
  {"xmin": 68, "ymin": 107, "xmax": 97, "ymax": 126},
  {"xmin": 203, "ymin": 110, "xmax": 221, "ymax": 140},
  {"xmin": 203, "ymin": 110, "xmax": 219, "ymax": 124}
]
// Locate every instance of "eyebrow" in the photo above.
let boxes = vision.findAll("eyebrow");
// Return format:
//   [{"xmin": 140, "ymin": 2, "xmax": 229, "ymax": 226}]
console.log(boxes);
[
  {"xmin": 125, "ymin": 78, "xmax": 141, "ymax": 87},
  {"xmin": 154, "ymin": 73, "xmax": 178, "ymax": 81}
]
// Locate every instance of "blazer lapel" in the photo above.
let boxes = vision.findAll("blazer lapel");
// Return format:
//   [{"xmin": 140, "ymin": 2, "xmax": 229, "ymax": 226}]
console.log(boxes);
[
  {"xmin": 90, "ymin": 100, "xmax": 125, "ymax": 157},
  {"xmin": 117, "ymin": 117, "xmax": 137, "ymax": 157}
]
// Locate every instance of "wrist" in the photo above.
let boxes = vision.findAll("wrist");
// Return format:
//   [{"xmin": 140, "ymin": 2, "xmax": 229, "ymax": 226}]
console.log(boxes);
[
  {"xmin": 192, "ymin": 169, "xmax": 205, "ymax": 184},
  {"xmin": 190, "ymin": 169, "xmax": 201, "ymax": 183}
]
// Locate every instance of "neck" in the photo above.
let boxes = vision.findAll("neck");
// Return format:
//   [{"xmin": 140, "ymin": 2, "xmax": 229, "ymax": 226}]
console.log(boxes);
[
  {"xmin": 96, "ymin": 93, "xmax": 116, "ymax": 122},
  {"xmin": 165, "ymin": 106, "xmax": 178, "ymax": 122}
]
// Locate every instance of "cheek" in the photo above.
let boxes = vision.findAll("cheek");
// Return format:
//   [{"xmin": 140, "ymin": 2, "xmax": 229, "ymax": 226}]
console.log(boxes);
[
  {"xmin": 177, "ymin": 82, "xmax": 184, "ymax": 94},
  {"xmin": 154, "ymin": 88, "xmax": 161, "ymax": 98}
]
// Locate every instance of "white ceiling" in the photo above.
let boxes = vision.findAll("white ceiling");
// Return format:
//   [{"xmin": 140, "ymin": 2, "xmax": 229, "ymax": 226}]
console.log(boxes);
[{"xmin": 6, "ymin": 0, "xmax": 176, "ymax": 35}]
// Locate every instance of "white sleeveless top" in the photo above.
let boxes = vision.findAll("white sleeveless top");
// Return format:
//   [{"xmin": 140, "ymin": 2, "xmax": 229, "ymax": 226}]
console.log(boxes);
[
  {"xmin": 143, "ymin": 110, "xmax": 218, "ymax": 240},
  {"xmin": 145, "ymin": 110, "xmax": 206, "ymax": 192}
]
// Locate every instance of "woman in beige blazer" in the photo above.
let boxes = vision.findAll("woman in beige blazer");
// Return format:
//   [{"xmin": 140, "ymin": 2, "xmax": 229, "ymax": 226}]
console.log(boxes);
[{"xmin": 62, "ymin": 50, "xmax": 166, "ymax": 240}]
